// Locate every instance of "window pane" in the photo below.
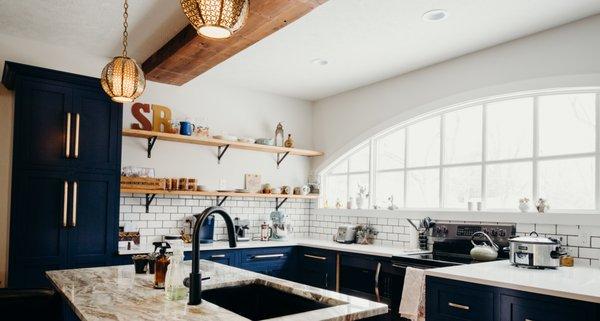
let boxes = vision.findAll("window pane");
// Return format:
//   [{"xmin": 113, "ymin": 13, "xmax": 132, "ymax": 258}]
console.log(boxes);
[
  {"xmin": 539, "ymin": 94, "xmax": 596, "ymax": 156},
  {"xmin": 376, "ymin": 129, "xmax": 405, "ymax": 170},
  {"xmin": 486, "ymin": 98, "xmax": 533, "ymax": 161},
  {"xmin": 406, "ymin": 169, "xmax": 439, "ymax": 208},
  {"xmin": 443, "ymin": 166, "xmax": 482, "ymax": 209},
  {"xmin": 349, "ymin": 174, "xmax": 370, "ymax": 208},
  {"xmin": 485, "ymin": 162, "xmax": 532, "ymax": 209},
  {"xmin": 407, "ymin": 117, "xmax": 441, "ymax": 167},
  {"xmin": 330, "ymin": 160, "xmax": 347, "ymax": 174},
  {"xmin": 538, "ymin": 157, "xmax": 595, "ymax": 209},
  {"xmin": 349, "ymin": 146, "xmax": 370, "ymax": 172},
  {"xmin": 325, "ymin": 175, "xmax": 347, "ymax": 208},
  {"xmin": 375, "ymin": 171, "xmax": 404, "ymax": 208},
  {"xmin": 444, "ymin": 106, "xmax": 482, "ymax": 164}
]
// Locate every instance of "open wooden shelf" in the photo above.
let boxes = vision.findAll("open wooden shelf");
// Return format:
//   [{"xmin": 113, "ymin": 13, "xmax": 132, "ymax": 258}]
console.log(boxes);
[
  {"xmin": 121, "ymin": 188, "xmax": 319, "ymax": 212},
  {"xmin": 121, "ymin": 188, "xmax": 319, "ymax": 199},
  {"xmin": 122, "ymin": 129, "xmax": 323, "ymax": 166}
]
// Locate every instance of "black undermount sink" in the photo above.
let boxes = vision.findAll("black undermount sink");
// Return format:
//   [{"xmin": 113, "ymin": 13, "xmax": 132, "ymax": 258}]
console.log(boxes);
[{"xmin": 202, "ymin": 281, "xmax": 342, "ymax": 320}]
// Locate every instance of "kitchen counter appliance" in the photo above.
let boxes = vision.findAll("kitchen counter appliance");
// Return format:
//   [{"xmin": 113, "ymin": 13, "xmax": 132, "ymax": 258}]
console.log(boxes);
[
  {"xmin": 509, "ymin": 232, "xmax": 562, "ymax": 269},
  {"xmin": 335, "ymin": 225, "xmax": 357, "ymax": 244}
]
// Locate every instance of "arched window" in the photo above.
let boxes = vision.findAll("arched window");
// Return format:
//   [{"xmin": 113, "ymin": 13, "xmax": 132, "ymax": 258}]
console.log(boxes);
[{"xmin": 320, "ymin": 89, "xmax": 599, "ymax": 211}]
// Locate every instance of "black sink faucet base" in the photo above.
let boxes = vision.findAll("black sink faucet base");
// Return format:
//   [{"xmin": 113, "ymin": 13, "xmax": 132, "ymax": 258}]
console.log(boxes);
[{"xmin": 188, "ymin": 206, "xmax": 237, "ymax": 305}]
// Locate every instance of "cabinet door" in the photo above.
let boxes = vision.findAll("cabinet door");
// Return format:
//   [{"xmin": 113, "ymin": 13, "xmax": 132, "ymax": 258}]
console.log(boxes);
[
  {"xmin": 298, "ymin": 247, "xmax": 336, "ymax": 290},
  {"xmin": 71, "ymin": 88, "xmax": 122, "ymax": 172},
  {"xmin": 66, "ymin": 172, "xmax": 119, "ymax": 268},
  {"xmin": 13, "ymin": 78, "xmax": 73, "ymax": 170},
  {"xmin": 9, "ymin": 170, "xmax": 70, "ymax": 288},
  {"xmin": 500, "ymin": 293, "xmax": 597, "ymax": 321}
]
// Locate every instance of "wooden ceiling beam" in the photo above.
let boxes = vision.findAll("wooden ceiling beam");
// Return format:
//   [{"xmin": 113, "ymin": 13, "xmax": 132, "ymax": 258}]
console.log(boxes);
[{"xmin": 142, "ymin": 0, "xmax": 328, "ymax": 85}]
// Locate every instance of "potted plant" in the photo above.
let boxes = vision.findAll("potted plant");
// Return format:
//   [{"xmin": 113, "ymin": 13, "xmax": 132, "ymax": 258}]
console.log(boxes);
[{"xmin": 356, "ymin": 224, "xmax": 378, "ymax": 245}]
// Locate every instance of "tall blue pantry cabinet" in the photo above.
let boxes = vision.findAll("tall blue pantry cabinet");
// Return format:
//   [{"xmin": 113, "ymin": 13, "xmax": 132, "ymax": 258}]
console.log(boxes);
[{"xmin": 2, "ymin": 62, "xmax": 122, "ymax": 289}]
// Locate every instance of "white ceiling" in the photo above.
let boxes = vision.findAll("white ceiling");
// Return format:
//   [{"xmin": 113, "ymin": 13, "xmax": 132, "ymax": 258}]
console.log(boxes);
[{"xmin": 1, "ymin": 0, "xmax": 600, "ymax": 101}]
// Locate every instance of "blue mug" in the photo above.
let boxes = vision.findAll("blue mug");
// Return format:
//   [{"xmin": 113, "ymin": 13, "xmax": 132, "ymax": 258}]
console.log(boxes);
[{"xmin": 179, "ymin": 121, "xmax": 195, "ymax": 136}]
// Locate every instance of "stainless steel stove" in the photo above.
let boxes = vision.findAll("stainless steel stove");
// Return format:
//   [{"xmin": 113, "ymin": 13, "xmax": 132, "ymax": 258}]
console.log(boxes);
[{"xmin": 393, "ymin": 223, "xmax": 517, "ymax": 266}]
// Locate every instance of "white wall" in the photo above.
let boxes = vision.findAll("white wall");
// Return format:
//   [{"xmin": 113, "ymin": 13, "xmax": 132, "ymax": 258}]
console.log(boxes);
[
  {"xmin": 0, "ymin": 33, "xmax": 314, "ymax": 286},
  {"xmin": 312, "ymin": 14, "xmax": 600, "ymax": 172}
]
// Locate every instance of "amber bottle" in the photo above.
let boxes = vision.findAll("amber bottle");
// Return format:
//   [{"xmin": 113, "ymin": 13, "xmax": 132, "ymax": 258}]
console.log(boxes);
[{"xmin": 153, "ymin": 242, "xmax": 171, "ymax": 289}]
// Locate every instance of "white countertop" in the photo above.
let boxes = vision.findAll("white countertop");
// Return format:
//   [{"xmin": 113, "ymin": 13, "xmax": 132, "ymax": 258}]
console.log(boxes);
[
  {"xmin": 119, "ymin": 238, "xmax": 428, "ymax": 257},
  {"xmin": 426, "ymin": 260, "xmax": 600, "ymax": 304}
]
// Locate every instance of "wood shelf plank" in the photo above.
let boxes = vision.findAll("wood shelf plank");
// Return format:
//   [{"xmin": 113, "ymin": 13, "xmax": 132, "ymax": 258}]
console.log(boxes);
[
  {"xmin": 122, "ymin": 128, "xmax": 323, "ymax": 157},
  {"xmin": 120, "ymin": 188, "xmax": 319, "ymax": 200}
]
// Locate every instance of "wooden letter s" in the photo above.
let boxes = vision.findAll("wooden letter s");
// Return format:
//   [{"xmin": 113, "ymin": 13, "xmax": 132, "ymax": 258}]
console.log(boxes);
[{"xmin": 131, "ymin": 103, "xmax": 152, "ymax": 130}]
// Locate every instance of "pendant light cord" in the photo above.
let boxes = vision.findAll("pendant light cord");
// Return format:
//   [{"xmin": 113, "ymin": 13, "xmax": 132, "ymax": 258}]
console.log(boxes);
[{"xmin": 122, "ymin": 0, "xmax": 129, "ymax": 57}]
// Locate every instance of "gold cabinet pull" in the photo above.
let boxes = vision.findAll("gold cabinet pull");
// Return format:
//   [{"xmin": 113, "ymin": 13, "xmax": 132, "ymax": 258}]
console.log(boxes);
[
  {"xmin": 304, "ymin": 254, "xmax": 327, "ymax": 260},
  {"xmin": 65, "ymin": 113, "xmax": 71, "ymax": 158},
  {"xmin": 62, "ymin": 181, "xmax": 69, "ymax": 227},
  {"xmin": 74, "ymin": 113, "xmax": 80, "ymax": 158},
  {"xmin": 71, "ymin": 181, "xmax": 78, "ymax": 227},
  {"xmin": 448, "ymin": 302, "xmax": 470, "ymax": 310}
]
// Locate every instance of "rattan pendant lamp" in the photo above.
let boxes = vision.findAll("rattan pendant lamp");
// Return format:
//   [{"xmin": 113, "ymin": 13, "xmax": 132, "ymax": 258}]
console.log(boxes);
[
  {"xmin": 101, "ymin": 0, "xmax": 146, "ymax": 103},
  {"xmin": 180, "ymin": 0, "xmax": 249, "ymax": 39}
]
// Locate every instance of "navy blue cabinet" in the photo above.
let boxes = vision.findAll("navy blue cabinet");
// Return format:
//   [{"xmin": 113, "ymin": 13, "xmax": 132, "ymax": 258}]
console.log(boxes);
[
  {"xmin": 499, "ymin": 291, "xmax": 597, "ymax": 321},
  {"xmin": 239, "ymin": 247, "xmax": 295, "ymax": 280},
  {"xmin": 3, "ymin": 62, "xmax": 122, "ymax": 288},
  {"xmin": 199, "ymin": 250, "xmax": 239, "ymax": 266},
  {"xmin": 298, "ymin": 247, "xmax": 336, "ymax": 290},
  {"xmin": 427, "ymin": 277, "xmax": 495, "ymax": 321},
  {"xmin": 427, "ymin": 276, "xmax": 600, "ymax": 321}
]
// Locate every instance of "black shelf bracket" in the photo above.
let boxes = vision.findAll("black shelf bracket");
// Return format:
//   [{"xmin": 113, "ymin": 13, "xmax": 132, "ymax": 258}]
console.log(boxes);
[
  {"xmin": 147, "ymin": 136, "xmax": 158, "ymax": 158},
  {"xmin": 217, "ymin": 145, "xmax": 230, "ymax": 164},
  {"xmin": 216, "ymin": 196, "xmax": 228, "ymax": 207},
  {"xmin": 145, "ymin": 193, "xmax": 156, "ymax": 213},
  {"xmin": 276, "ymin": 152, "xmax": 290, "ymax": 169},
  {"xmin": 275, "ymin": 197, "xmax": 288, "ymax": 210}
]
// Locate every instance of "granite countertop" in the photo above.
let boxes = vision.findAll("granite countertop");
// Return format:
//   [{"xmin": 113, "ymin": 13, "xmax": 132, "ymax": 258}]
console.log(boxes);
[
  {"xmin": 119, "ymin": 238, "xmax": 429, "ymax": 258},
  {"xmin": 47, "ymin": 260, "xmax": 388, "ymax": 321},
  {"xmin": 426, "ymin": 260, "xmax": 600, "ymax": 303}
]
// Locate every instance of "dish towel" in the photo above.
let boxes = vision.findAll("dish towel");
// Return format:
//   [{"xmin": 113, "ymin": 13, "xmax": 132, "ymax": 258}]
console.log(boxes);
[{"xmin": 399, "ymin": 267, "xmax": 426, "ymax": 321}]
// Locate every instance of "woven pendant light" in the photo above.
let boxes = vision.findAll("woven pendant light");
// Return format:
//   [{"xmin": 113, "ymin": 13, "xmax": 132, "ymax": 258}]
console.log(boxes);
[
  {"xmin": 180, "ymin": 0, "xmax": 249, "ymax": 39},
  {"xmin": 101, "ymin": 0, "xmax": 146, "ymax": 103}
]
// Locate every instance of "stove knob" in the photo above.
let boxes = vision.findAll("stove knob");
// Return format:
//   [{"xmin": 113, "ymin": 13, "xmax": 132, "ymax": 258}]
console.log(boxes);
[
  {"xmin": 442, "ymin": 226, "xmax": 448, "ymax": 234},
  {"xmin": 499, "ymin": 230, "xmax": 506, "ymax": 237},
  {"xmin": 491, "ymin": 229, "xmax": 498, "ymax": 237}
]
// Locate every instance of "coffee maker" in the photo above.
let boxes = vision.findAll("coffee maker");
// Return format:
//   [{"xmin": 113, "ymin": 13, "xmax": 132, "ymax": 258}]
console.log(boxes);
[{"xmin": 234, "ymin": 218, "xmax": 250, "ymax": 242}]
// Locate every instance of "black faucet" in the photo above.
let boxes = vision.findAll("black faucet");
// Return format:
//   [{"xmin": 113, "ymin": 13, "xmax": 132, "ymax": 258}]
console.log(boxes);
[{"xmin": 187, "ymin": 206, "xmax": 237, "ymax": 305}]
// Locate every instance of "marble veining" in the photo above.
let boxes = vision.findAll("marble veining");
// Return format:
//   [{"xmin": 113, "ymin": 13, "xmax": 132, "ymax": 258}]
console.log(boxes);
[{"xmin": 47, "ymin": 261, "xmax": 387, "ymax": 321}]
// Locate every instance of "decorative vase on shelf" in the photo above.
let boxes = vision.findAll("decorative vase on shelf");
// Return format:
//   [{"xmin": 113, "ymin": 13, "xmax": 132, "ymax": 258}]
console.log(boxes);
[
  {"xmin": 536, "ymin": 198, "xmax": 549, "ymax": 213},
  {"xmin": 284, "ymin": 134, "xmax": 294, "ymax": 148},
  {"xmin": 518, "ymin": 197, "xmax": 530, "ymax": 213}
]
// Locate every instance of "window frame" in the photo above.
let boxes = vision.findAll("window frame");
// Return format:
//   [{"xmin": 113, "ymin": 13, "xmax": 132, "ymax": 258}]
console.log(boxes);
[{"xmin": 320, "ymin": 88, "xmax": 600, "ymax": 212}]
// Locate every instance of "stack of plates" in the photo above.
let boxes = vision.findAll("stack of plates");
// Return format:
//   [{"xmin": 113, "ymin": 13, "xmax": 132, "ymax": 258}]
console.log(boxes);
[
  {"xmin": 235, "ymin": 189, "xmax": 250, "ymax": 193},
  {"xmin": 213, "ymin": 134, "xmax": 238, "ymax": 142}
]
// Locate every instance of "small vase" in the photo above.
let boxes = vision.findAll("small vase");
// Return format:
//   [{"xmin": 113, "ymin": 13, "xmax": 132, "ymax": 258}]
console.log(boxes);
[
  {"xmin": 519, "ymin": 202, "xmax": 530, "ymax": 213},
  {"xmin": 356, "ymin": 196, "xmax": 365, "ymax": 209}
]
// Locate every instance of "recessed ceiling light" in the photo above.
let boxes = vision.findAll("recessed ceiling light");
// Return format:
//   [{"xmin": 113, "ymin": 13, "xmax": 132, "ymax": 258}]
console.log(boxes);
[
  {"xmin": 422, "ymin": 9, "xmax": 448, "ymax": 22},
  {"xmin": 311, "ymin": 58, "xmax": 328, "ymax": 66}
]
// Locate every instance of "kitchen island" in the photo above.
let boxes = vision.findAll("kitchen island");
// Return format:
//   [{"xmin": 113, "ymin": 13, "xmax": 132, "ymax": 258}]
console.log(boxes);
[{"xmin": 46, "ymin": 260, "xmax": 387, "ymax": 321}]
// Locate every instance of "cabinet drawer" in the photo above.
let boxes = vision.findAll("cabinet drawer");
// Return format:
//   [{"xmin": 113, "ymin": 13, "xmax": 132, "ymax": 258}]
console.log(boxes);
[
  {"xmin": 239, "ymin": 247, "xmax": 293, "ymax": 271},
  {"xmin": 427, "ymin": 277, "xmax": 494, "ymax": 321},
  {"xmin": 200, "ymin": 250, "xmax": 237, "ymax": 266},
  {"xmin": 500, "ymin": 293, "xmax": 597, "ymax": 321}
]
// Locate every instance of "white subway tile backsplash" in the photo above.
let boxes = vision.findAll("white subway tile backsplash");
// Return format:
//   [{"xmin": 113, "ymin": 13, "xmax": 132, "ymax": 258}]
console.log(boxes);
[{"xmin": 121, "ymin": 194, "xmax": 600, "ymax": 265}]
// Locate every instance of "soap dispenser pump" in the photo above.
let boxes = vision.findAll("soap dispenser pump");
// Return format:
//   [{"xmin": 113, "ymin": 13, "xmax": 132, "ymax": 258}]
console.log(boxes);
[
  {"xmin": 152, "ymin": 241, "xmax": 171, "ymax": 289},
  {"xmin": 165, "ymin": 245, "xmax": 187, "ymax": 300}
]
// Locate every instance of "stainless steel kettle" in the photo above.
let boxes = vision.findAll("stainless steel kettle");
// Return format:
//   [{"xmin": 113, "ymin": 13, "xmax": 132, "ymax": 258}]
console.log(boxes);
[{"xmin": 470, "ymin": 231, "xmax": 499, "ymax": 261}]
